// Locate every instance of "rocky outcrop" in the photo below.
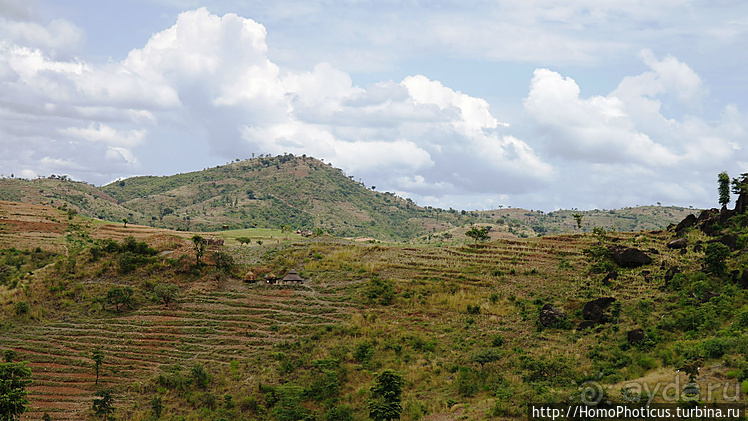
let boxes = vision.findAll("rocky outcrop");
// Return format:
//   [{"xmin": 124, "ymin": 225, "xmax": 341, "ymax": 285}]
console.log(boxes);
[
  {"xmin": 713, "ymin": 233, "xmax": 738, "ymax": 250},
  {"xmin": 673, "ymin": 214, "xmax": 697, "ymax": 233},
  {"xmin": 582, "ymin": 297, "xmax": 616, "ymax": 324},
  {"xmin": 609, "ymin": 246, "xmax": 652, "ymax": 268},
  {"xmin": 667, "ymin": 238, "xmax": 688, "ymax": 249},
  {"xmin": 539, "ymin": 304, "xmax": 567, "ymax": 327}
]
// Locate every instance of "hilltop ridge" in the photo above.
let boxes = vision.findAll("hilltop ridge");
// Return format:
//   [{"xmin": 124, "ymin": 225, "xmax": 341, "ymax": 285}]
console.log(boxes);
[{"xmin": 0, "ymin": 154, "xmax": 697, "ymax": 240}]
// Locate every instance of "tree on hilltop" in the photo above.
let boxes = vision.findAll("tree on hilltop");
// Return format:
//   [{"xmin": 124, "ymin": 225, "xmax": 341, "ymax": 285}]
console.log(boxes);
[{"xmin": 718, "ymin": 171, "xmax": 731, "ymax": 209}]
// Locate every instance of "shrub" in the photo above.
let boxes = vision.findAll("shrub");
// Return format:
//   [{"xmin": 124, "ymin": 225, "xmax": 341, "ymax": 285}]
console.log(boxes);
[
  {"xmin": 325, "ymin": 404, "xmax": 354, "ymax": 421},
  {"xmin": 456, "ymin": 367, "xmax": 479, "ymax": 396},
  {"xmin": 466, "ymin": 304, "xmax": 481, "ymax": 315},
  {"xmin": 14, "ymin": 301, "xmax": 29, "ymax": 316},
  {"xmin": 354, "ymin": 342, "xmax": 375, "ymax": 366},
  {"xmin": 212, "ymin": 251, "xmax": 234, "ymax": 273},
  {"xmin": 471, "ymin": 348, "xmax": 502, "ymax": 369},
  {"xmin": 704, "ymin": 243, "xmax": 730, "ymax": 276},
  {"xmin": 191, "ymin": 363, "xmax": 210, "ymax": 389},
  {"xmin": 364, "ymin": 278, "xmax": 395, "ymax": 305}
]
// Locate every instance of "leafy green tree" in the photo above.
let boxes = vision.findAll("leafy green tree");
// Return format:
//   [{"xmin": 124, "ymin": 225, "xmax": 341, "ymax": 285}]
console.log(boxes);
[
  {"xmin": 368, "ymin": 369, "xmax": 404, "ymax": 421},
  {"xmin": 465, "ymin": 226, "xmax": 490, "ymax": 243},
  {"xmin": 719, "ymin": 171, "xmax": 731, "ymax": 208},
  {"xmin": 122, "ymin": 218, "xmax": 128, "ymax": 228},
  {"xmin": 154, "ymin": 283, "xmax": 180, "ymax": 307},
  {"xmin": 236, "ymin": 237, "xmax": 252, "ymax": 245},
  {"xmin": 91, "ymin": 348, "xmax": 104, "ymax": 385},
  {"xmin": 0, "ymin": 360, "xmax": 32, "ymax": 421},
  {"xmin": 92, "ymin": 389, "xmax": 115, "ymax": 419},
  {"xmin": 191, "ymin": 235, "xmax": 205, "ymax": 266},
  {"xmin": 106, "ymin": 287, "xmax": 134, "ymax": 312}
]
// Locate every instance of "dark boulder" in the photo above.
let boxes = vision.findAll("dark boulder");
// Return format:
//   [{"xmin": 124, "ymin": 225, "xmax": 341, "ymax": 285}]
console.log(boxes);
[
  {"xmin": 609, "ymin": 245, "xmax": 652, "ymax": 268},
  {"xmin": 576, "ymin": 320, "xmax": 596, "ymax": 331},
  {"xmin": 539, "ymin": 304, "xmax": 567, "ymax": 327},
  {"xmin": 674, "ymin": 214, "xmax": 697, "ymax": 232},
  {"xmin": 667, "ymin": 238, "xmax": 688, "ymax": 249},
  {"xmin": 697, "ymin": 208, "xmax": 719, "ymax": 222},
  {"xmin": 582, "ymin": 297, "xmax": 616, "ymax": 324},
  {"xmin": 716, "ymin": 233, "xmax": 738, "ymax": 251},
  {"xmin": 700, "ymin": 219, "xmax": 721, "ymax": 236},
  {"xmin": 627, "ymin": 329, "xmax": 647, "ymax": 345}
]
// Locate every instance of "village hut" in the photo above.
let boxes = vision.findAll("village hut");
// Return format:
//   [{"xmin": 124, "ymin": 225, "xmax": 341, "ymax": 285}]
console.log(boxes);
[{"xmin": 280, "ymin": 270, "xmax": 304, "ymax": 285}]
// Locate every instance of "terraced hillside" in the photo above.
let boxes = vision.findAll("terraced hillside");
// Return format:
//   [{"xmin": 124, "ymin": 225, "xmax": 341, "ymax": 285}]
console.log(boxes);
[
  {"xmin": 6, "ymin": 281, "xmax": 354, "ymax": 420},
  {"xmin": 1, "ymin": 200, "xmax": 746, "ymax": 420}
]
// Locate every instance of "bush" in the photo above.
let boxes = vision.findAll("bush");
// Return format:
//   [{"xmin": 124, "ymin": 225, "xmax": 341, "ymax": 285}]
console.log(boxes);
[
  {"xmin": 354, "ymin": 342, "xmax": 375, "ymax": 366},
  {"xmin": 456, "ymin": 367, "xmax": 479, "ymax": 396},
  {"xmin": 14, "ymin": 301, "xmax": 29, "ymax": 316},
  {"xmin": 212, "ymin": 251, "xmax": 234, "ymax": 273},
  {"xmin": 325, "ymin": 404, "xmax": 354, "ymax": 421},
  {"xmin": 191, "ymin": 363, "xmax": 210, "ymax": 389},
  {"xmin": 704, "ymin": 243, "xmax": 730, "ymax": 276},
  {"xmin": 466, "ymin": 304, "xmax": 481, "ymax": 315},
  {"xmin": 364, "ymin": 278, "xmax": 395, "ymax": 305}
]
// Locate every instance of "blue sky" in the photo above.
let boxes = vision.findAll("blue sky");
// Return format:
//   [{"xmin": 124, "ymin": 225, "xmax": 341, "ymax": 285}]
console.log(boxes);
[{"xmin": 2, "ymin": 0, "xmax": 748, "ymax": 211}]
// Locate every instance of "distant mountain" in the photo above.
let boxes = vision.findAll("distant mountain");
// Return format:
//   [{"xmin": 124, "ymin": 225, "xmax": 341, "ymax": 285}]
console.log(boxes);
[{"xmin": 0, "ymin": 155, "xmax": 698, "ymax": 240}]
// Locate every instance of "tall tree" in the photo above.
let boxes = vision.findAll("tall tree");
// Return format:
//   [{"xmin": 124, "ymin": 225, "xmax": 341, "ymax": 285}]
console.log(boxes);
[
  {"xmin": 718, "ymin": 171, "xmax": 731, "ymax": 208},
  {"xmin": 368, "ymin": 369, "xmax": 404, "ymax": 421},
  {"xmin": 191, "ymin": 234, "xmax": 205, "ymax": 266},
  {"xmin": 0, "ymin": 360, "xmax": 32, "ymax": 421},
  {"xmin": 91, "ymin": 349, "xmax": 104, "ymax": 385}
]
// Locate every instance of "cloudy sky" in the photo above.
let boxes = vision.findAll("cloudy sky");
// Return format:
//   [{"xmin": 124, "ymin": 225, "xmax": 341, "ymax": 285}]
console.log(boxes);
[{"xmin": 1, "ymin": 0, "xmax": 747, "ymax": 211}]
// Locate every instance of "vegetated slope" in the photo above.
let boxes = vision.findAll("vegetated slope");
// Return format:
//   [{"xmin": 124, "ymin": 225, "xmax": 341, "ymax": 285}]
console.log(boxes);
[
  {"xmin": 1, "ymin": 200, "xmax": 746, "ymax": 420},
  {"xmin": 0, "ymin": 178, "xmax": 138, "ymax": 223},
  {"xmin": 100, "ymin": 155, "xmax": 455, "ymax": 240},
  {"xmin": 0, "ymin": 155, "xmax": 694, "ymax": 241}
]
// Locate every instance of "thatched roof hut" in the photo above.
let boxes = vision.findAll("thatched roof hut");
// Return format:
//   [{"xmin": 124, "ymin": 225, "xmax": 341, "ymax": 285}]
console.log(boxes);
[{"xmin": 281, "ymin": 270, "xmax": 304, "ymax": 284}]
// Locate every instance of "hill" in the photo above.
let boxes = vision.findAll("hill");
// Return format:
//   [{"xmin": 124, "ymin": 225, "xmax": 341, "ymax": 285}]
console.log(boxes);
[
  {"xmin": 0, "ymin": 198, "xmax": 746, "ymax": 420},
  {"xmin": 0, "ymin": 155, "xmax": 696, "ymax": 242}
]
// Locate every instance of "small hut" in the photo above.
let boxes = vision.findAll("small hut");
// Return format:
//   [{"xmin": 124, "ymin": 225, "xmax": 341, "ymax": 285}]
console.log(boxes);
[{"xmin": 280, "ymin": 270, "xmax": 304, "ymax": 285}]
